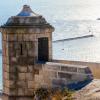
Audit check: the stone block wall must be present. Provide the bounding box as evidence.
[1,4,54,100]
[2,27,52,99]
[2,28,93,100]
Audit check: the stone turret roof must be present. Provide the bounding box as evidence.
[1,5,53,28]
[17,5,40,17]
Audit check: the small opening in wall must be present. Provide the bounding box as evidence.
[20,43,23,55]
[38,37,49,62]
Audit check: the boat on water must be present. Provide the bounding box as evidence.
[97,18,100,20]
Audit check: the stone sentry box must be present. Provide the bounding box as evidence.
[0,5,54,100]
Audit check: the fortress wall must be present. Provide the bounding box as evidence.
[53,60,100,79]
[34,62,91,88]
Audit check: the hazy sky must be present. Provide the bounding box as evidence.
[0,0,100,24]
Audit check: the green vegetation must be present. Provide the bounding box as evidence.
[35,87,50,100]
[34,87,73,100]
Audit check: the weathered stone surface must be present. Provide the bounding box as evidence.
[9,66,17,73]
[3,55,7,64]
[34,64,42,70]
[28,34,36,41]
[45,28,51,33]
[45,71,57,78]
[2,43,5,57]
[1,4,54,99]
[34,69,39,75]
[25,89,34,96]
[35,28,41,33]
[4,87,9,95]
[18,66,27,72]
[34,75,44,84]
[28,81,35,89]
[23,34,30,41]
[18,88,25,96]
[3,63,9,72]
[17,97,33,100]
[58,72,72,79]
[3,72,9,80]
[61,66,77,72]
[52,78,67,87]
[18,73,26,80]
[17,81,26,88]
[3,95,34,100]
[17,34,23,41]
[44,65,60,71]
[6,56,9,64]
[9,88,18,96]
[4,80,15,88]
[9,72,18,80]
[26,73,34,80]
[78,68,85,73]
[7,34,17,41]
[28,65,34,72]
[2,33,7,41]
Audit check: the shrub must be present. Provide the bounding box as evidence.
[35,87,50,100]
[34,87,73,100]
[61,88,73,100]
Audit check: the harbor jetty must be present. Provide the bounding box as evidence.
[53,34,94,42]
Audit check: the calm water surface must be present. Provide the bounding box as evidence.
[53,20,100,63]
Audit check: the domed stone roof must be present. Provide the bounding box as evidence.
[17,5,40,17]
[2,5,52,27]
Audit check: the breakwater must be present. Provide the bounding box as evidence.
[53,35,94,42]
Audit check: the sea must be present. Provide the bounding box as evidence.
[0,0,100,89]
[52,20,100,62]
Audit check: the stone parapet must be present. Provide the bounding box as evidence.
[33,62,93,88]
[53,60,100,79]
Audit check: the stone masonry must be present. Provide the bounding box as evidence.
[35,62,93,89]
[0,4,93,100]
[0,5,54,100]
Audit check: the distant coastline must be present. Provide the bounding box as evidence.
[0,50,2,55]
